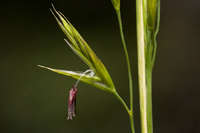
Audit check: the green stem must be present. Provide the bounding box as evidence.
[152,0,160,68]
[136,0,153,133]
[129,112,135,133]
[146,67,153,133]
[116,11,135,133]
[113,91,135,133]
[114,91,130,115]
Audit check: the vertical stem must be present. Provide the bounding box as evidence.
[114,91,134,133]
[116,11,135,133]
[116,11,133,117]
[129,113,135,133]
[146,67,153,133]
[136,0,149,133]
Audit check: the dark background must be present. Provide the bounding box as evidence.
[0,0,200,133]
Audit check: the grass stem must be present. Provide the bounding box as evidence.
[136,0,152,133]
[114,91,130,115]
[116,10,135,133]
[113,91,135,133]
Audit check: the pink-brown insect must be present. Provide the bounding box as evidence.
[67,86,78,120]
[66,70,93,120]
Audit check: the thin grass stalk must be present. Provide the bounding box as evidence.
[116,11,135,133]
[113,91,130,115]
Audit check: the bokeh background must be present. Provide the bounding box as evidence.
[1,0,200,133]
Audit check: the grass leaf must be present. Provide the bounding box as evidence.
[38,65,113,92]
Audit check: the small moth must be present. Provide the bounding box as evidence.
[67,86,78,120]
[66,70,93,120]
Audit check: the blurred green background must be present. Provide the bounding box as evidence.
[1,0,200,133]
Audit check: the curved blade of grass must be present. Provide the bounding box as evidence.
[64,39,95,71]
[69,25,115,89]
[37,65,112,92]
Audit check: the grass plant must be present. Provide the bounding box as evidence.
[38,1,160,132]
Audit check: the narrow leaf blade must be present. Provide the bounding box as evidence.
[37,65,112,92]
